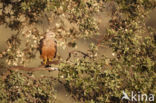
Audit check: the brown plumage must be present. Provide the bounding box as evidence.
[39,30,57,66]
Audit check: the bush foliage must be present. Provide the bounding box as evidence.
[0,71,56,103]
[0,0,156,103]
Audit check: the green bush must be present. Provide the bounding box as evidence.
[0,71,56,103]
[59,0,156,102]
[59,57,123,102]
[0,0,155,102]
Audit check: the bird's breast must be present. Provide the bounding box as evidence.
[41,39,56,59]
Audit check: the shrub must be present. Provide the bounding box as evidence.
[0,71,56,103]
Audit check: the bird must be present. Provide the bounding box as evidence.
[39,29,57,67]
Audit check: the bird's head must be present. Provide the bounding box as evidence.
[45,29,56,38]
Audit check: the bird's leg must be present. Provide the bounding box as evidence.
[49,58,52,62]
[43,57,47,65]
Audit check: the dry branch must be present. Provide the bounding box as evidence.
[1,65,58,80]
[66,50,90,61]
[9,66,58,72]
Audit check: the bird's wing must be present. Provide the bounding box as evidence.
[39,38,44,54]
[54,40,57,58]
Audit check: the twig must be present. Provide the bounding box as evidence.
[66,50,90,61]
[1,65,59,80]
[9,66,59,72]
